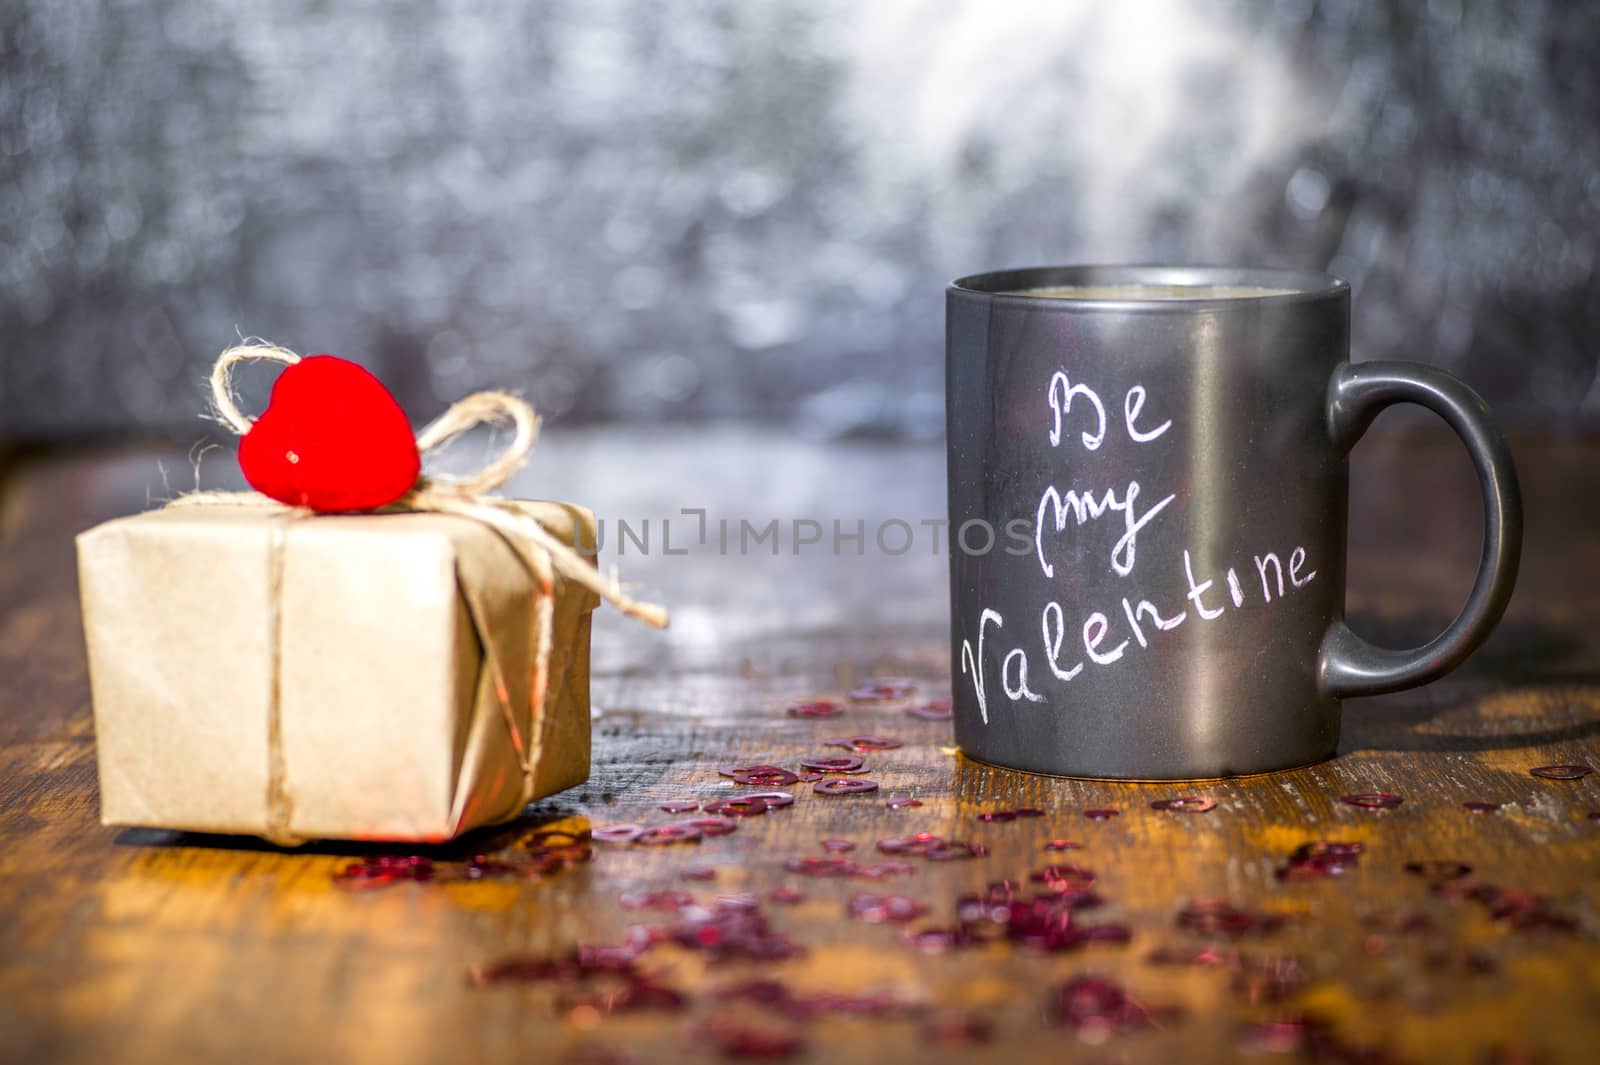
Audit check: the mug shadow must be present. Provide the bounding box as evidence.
[1335,610,1600,755]
[1339,698,1600,754]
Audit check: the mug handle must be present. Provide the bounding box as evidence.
[1319,361,1523,697]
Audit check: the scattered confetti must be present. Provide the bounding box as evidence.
[458,845,592,880]
[781,853,917,881]
[878,833,987,861]
[814,778,880,796]
[714,892,761,911]
[639,824,707,846]
[335,829,593,887]
[703,797,773,818]
[619,889,694,912]
[847,892,929,923]
[1176,900,1286,937]
[726,766,802,788]
[902,928,963,954]
[857,861,918,879]
[469,940,686,1020]
[905,699,953,721]
[819,838,856,853]
[684,818,741,838]
[713,978,916,1021]
[1045,840,1081,852]
[739,792,795,809]
[1083,808,1119,820]
[1432,880,1578,934]
[884,797,923,810]
[659,800,700,814]
[592,824,646,844]
[1340,792,1404,810]
[906,878,1128,957]
[783,856,861,878]
[797,755,866,773]
[1530,765,1592,780]
[1145,944,1231,967]
[849,677,917,702]
[1049,976,1173,1035]
[1277,841,1363,881]
[1032,864,1096,888]
[661,897,807,962]
[1150,796,1218,813]
[1230,954,1309,1005]
[785,700,843,718]
[822,735,904,752]
[334,854,436,888]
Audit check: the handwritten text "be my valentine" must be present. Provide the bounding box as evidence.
[961,370,1317,724]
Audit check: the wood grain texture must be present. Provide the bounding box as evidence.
[2,426,1598,1065]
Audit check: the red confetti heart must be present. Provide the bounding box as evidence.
[591,823,646,844]
[1340,792,1404,810]
[704,797,772,818]
[238,355,420,513]
[1530,764,1592,780]
[814,778,879,796]
[799,755,867,774]
[786,699,844,718]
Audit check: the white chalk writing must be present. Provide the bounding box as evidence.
[1036,480,1175,578]
[1047,371,1106,450]
[962,365,1317,721]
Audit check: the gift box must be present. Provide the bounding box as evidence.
[76,343,664,844]
[78,500,600,843]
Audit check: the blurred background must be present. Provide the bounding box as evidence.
[1,0,1597,442]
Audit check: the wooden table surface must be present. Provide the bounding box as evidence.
[2,424,1598,1065]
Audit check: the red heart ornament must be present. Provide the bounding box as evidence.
[238,355,420,513]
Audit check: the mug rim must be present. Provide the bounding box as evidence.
[949,264,1349,309]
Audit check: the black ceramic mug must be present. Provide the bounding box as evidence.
[945,265,1521,779]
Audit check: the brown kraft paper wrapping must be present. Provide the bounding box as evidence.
[76,500,599,844]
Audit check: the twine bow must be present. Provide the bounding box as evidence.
[176,342,667,845]
[205,342,667,629]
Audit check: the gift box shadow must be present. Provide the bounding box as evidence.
[112,805,582,858]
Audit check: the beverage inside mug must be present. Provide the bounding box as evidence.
[1006,283,1296,300]
[945,264,1521,780]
